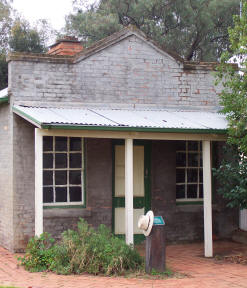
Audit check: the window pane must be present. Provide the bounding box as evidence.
[200,154,203,167]
[43,153,53,169]
[69,170,81,185]
[176,141,186,150]
[176,152,186,166]
[187,168,198,183]
[43,136,53,151]
[176,185,185,199]
[188,153,198,167]
[43,187,53,203]
[55,137,67,151]
[188,141,198,151]
[70,138,81,151]
[199,169,203,182]
[187,184,197,198]
[55,187,67,202]
[43,171,53,185]
[55,170,67,185]
[176,169,185,183]
[55,153,67,168]
[69,187,82,202]
[70,153,82,168]
[199,184,203,198]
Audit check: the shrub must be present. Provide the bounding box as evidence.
[18,232,55,272]
[19,219,143,275]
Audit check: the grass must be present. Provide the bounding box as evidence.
[0,286,23,288]
[123,265,186,280]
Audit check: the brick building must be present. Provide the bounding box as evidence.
[0,27,238,254]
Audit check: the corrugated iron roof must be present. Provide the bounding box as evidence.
[0,88,8,103]
[13,105,227,133]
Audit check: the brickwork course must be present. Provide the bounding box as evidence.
[0,241,247,288]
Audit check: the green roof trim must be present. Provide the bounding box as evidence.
[40,123,227,134]
[12,106,42,126]
[0,96,8,104]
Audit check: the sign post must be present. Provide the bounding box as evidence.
[145,216,166,273]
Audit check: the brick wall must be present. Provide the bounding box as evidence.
[43,138,113,246]
[12,114,35,251]
[0,104,14,250]
[151,140,238,242]
[9,35,221,111]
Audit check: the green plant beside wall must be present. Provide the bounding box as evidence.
[214,2,247,210]
[19,219,143,275]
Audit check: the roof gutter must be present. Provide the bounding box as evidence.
[41,123,227,135]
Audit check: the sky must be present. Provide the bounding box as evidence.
[12,0,75,31]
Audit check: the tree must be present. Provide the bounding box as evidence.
[65,0,239,61]
[0,53,7,90]
[0,0,12,52]
[0,0,12,89]
[214,2,247,209]
[9,19,47,53]
[0,16,54,89]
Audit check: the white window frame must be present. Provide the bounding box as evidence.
[43,136,85,207]
[176,141,203,202]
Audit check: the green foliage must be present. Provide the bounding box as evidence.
[0,286,23,288]
[18,232,55,272]
[213,146,247,209]
[65,0,239,61]
[0,0,12,53]
[214,2,247,209]
[0,53,7,90]
[19,219,143,275]
[150,268,173,277]
[9,19,46,53]
[0,0,12,89]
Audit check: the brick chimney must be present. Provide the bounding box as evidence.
[47,36,83,56]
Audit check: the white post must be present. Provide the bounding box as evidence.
[35,128,43,236]
[125,138,134,245]
[203,140,213,257]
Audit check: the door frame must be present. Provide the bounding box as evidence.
[112,139,151,243]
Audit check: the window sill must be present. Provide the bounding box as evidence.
[43,207,91,219]
[176,201,203,206]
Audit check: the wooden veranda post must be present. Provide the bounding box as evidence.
[35,128,43,236]
[125,138,134,245]
[203,140,213,257]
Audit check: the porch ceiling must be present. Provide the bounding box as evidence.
[13,105,228,134]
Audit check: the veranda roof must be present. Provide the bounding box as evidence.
[0,88,8,104]
[13,105,227,134]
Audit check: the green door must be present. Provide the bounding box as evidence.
[113,141,151,243]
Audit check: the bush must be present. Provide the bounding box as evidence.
[19,219,143,275]
[18,232,55,272]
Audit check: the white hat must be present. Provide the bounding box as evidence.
[138,210,154,236]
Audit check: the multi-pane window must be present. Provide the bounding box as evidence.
[176,141,203,201]
[43,136,84,205]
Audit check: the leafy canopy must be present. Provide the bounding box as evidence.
[0,0,12,53]
[65,0,239,61]
[9,19,47,53]
[0,0,54,89]
[0,0,12,89]
[214,2,247,209]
